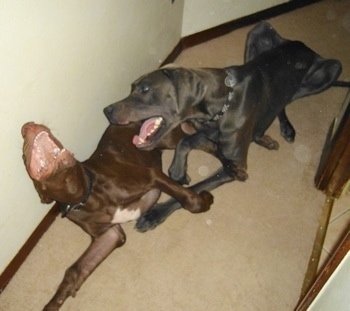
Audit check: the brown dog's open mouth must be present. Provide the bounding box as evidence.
[132,116,164,148]
[22,123,74,181]
[29,131,68,179]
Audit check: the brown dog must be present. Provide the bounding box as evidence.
[21,122,213,310]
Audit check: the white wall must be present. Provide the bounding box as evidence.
[0,0,289,276]
[0,0,184,275]
[309,252,350,311]
[182,0,288,36]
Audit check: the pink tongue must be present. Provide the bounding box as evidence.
[132,135,142,145]
[132,117,160,146]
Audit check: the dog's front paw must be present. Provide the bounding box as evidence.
[136,203,181,232]
[43,300,61,311]
[135,209,165,232]
[43,305,58,311]
[168,165,191,185]
[199,190,214,212]
[185,190,214,213]
[177,174,191,185]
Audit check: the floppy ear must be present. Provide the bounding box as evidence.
[244,21,286,62]
[292,58,342,100]
[162,68,174,80]
[33,181,54,204]
[162,68,207,112]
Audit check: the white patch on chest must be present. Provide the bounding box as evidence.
[111,208,142,224]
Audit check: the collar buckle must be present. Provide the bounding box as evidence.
[58,167,94,218]
[60,202,85,218]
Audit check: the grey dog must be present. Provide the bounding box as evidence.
[104,22,342,230]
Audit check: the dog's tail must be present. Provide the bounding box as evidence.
[332,80,350,88]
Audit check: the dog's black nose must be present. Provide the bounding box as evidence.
[103,105,113,119]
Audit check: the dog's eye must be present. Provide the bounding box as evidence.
[141,85,149,94]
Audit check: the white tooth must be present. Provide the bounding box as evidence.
[54,147,60,155]
[139,138,145,144]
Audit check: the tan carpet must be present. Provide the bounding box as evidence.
[1,1,349,310]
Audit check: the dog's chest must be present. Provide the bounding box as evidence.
[111,208,141,224]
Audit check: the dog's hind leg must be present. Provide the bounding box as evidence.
[44,225,126,311]
[253,108,295,149]
[254,134,280,150]
[278,109,295,143]
[135,168,233,232]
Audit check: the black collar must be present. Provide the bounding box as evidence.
[208,70,236,122]
[58,167,94,218]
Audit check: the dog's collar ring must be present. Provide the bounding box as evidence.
[58,167,94,218]
[224,73,237,88]
[207,72,236,122]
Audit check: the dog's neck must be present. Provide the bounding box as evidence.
[58,166,94,218]
[207,70,236,122]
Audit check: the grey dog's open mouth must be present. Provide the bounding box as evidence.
[132,116,164,148]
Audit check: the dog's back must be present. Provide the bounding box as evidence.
[228,34,342,139]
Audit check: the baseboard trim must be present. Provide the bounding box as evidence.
[0,0,321,295]
[0,205,59,293]
[162,0,321,65]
